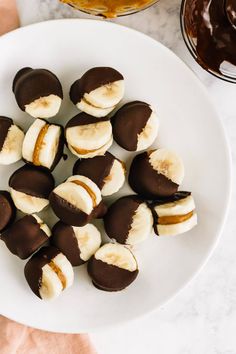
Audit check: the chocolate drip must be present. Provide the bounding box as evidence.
[51,222,83,266]
[112,101,152,151]
[87,257,138,292]
[0,117,13,151]
[70,67,123,104]
[24,246,60,298]
[128,152,178,199]
[73,152,115,189]
[0,191,16,232]
[9,165,55,199]
[13,68,63,110]
[104,195,143,244]
[184,0,236,74]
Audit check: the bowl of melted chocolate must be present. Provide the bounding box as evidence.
[181,0,236,83]
[60,0,158,18]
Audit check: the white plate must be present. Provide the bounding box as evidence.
[0,19,231,333]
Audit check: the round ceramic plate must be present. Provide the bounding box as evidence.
[0,19,231,333]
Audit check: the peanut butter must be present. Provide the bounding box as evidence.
[49,261,67,289]
[158,211,193,225]
[61,0,155,17]
[72,180,97,207]
[33,124,49,165]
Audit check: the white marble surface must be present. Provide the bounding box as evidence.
[15,1,236,353]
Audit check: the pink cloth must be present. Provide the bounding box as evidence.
[0,2,97,353]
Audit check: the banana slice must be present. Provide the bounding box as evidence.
[112,101,159,152]
[88,243,138,291]
[70,67,124,118]
[129,148,185,199]
[52,221,102,266]
[73,152,126,196]
[49,175,102,226]
[1,214,51,259]
[0,116,24,165]
[13,67,63,119]
[104,195,153,245]
[22,118,64,170]
[9,164,55,214]
[151,191,198,236]
[65,113,113,159]
[24,246,74,300]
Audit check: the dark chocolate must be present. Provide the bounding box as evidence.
[24,246,60,298]
[0,117,13,151]
[65,112,110,130]
[73,152,115,189]
[92,201,108,219]
[150,192,191,235]
[49,192,91,227]
[1,215,49,259]
[13,68,63,110]
[70,67,123,105]
[51,221,83,266]
[226,0,236,27]
[104,196,142,244]
[9,164,55,199]
[128,152,178,199]
[87,257,138,292]
[112,101,152,151]
[184,0,236,75]
[0,191,16,233]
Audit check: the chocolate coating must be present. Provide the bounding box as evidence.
[13,68,63,110]
[0,191,16,232]
[92,201,108,219]
[0,117,13,151]
[184,0,236,75]
[51,221,83,266]
[24,246,60,298]
[9,164,55,199]
[88,258,138,292]
[112,101,152,151]
[1,215,49,259]
[73,152,116,189]
[65,112,110,130]
[104,196,143,244]
[49,192,91,227]
[70,67,123,105]
[128,152,178,199]
[150,191,192,235]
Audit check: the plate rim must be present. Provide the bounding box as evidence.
[0,18,232,333]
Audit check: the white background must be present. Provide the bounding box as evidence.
[16,1,236,353]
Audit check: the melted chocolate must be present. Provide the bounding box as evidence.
[226,0,236,27]
[128,152,178,199]
[13,68,63,110]
[184,0,236,75]
[73,152,115,189]
[92,201,108,219]
[49,192,91,226]
[51,222,83,266]
[87,257,138,291]
[66,112,110,129]
[70,67,123,104]
[104,195,143,244]
[9,165,55,199]
[1,215,49,259]
[0,191,16,233]
[150,192,191,235]
[24,246,60,298]
[112,101,152,151]
[0,117,13,151]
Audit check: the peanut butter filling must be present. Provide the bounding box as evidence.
[72,180,97,207]
[49,261,66,289]
[72,139,110,155]
[61,0,154,18]
[33,124,49,165]
[158,211,194,225]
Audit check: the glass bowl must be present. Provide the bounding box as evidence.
[60,0,158,18]
[180,0,236,84]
